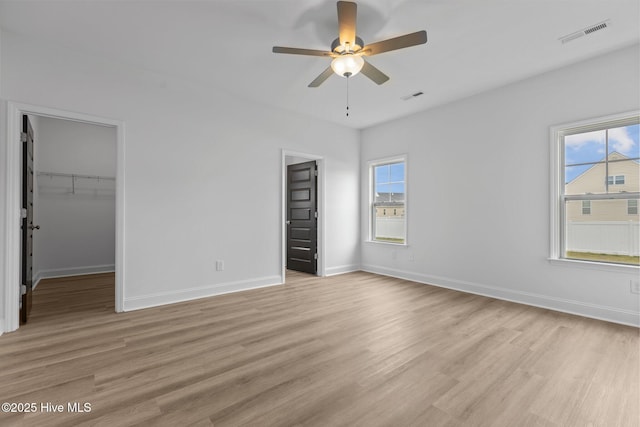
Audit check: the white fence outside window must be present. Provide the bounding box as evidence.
[566,221,639,256]
[375,217,405,240]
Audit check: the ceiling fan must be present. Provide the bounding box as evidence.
[272,1,427,87]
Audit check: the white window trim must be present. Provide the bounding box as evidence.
[549,110,640,272]
[367,155,408,246]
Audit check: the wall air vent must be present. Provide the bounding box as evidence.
[559,20,611,44]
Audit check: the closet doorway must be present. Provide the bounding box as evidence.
[3,102,124,332]
[29,116,117,314]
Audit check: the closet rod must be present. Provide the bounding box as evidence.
[37,171,115,181]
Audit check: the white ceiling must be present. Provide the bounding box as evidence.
[0,0,638,129]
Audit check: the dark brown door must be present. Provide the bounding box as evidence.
[20,115,37,324]
[287,161,317,274]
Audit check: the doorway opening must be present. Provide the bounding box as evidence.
[281,150,325,282]
[27,115,116,322]
[3,102,125,333]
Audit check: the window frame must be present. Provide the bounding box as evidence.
[368,155,408,245]
[549,111,640,271]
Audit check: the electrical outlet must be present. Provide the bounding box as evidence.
[408,253,415,262]
[631,280,640,294]
[216,260,224,271]
[391,251,397,260]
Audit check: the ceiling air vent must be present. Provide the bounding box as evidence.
[584,22,608,34]
[559,20,611,44]
[401,91,424,101]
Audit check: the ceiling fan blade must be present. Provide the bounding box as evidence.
[337,1,357,48]
[272,46,333,57]
[360,60,389,85]
[362,30,427,56]
[308,67,334,87]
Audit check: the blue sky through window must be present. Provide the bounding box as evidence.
[564,124,639,183]
[375,162,405,194]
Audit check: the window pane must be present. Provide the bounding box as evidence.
[565,198,639,265]
[565,157,638,195]
[565,130,606,166]
[565,164,602,195]
[375,183,392,203]
[608,124,640,159]
[388,182,405,202]
[610,160,637,192]
[374,203,405,243]
[375,165,390,184]
[389,163,405,182]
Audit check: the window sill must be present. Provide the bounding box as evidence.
[365,240,408,247]
[548,257,639,273]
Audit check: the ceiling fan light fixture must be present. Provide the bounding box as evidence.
[331,54,364,78]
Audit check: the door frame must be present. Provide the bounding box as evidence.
[281,150,325,279]
[3,102,126,332]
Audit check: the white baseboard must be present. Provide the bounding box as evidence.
[123,275,283,312]
[33,264,116,290]
[361,264,640,327]
[0,318,4,335]
[325,264,360,276]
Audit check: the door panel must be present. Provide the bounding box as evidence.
[287,161,317,274]
[21,115,35,324]
[291,208,311,220]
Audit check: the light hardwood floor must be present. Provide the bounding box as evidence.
[0,271,638,426]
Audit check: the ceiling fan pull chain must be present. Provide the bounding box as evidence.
[346,76,350,117]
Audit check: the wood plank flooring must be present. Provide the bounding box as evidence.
[0,271,638,426]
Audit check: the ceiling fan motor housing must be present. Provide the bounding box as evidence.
[331,36,364,53]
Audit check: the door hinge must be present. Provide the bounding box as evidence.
[21,284,27,295]
[20,132,27,143]
[315,170,318,176]
[314,253,318,260]
[314,211,318,219]
[21,208,27,219]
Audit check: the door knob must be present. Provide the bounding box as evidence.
[29,225,40,230]
[286,220,291,225]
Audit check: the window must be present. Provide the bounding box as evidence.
[607,175,625,185]
[551,112,639,266]
[370,157,406,244]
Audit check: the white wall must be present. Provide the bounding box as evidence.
[33,117,117,284]
[0,30,360,314]
[361,44,640,326]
